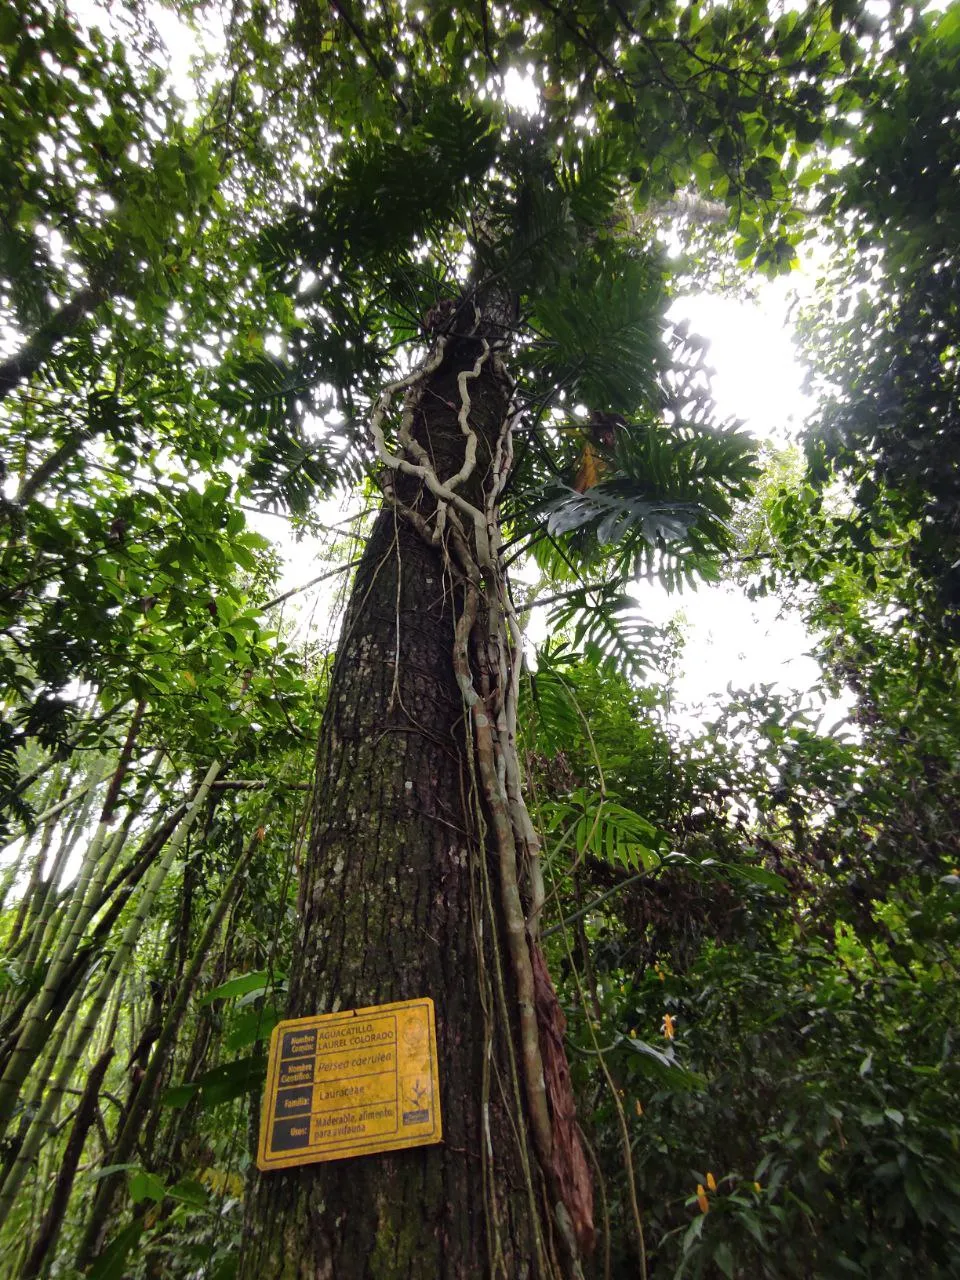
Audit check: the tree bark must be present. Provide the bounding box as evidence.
[239,326,569,1278]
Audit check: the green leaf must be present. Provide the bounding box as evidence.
[87,1220,144,1280]
[730,865,789,892]
[162,1083,198,1109]
[200,971,271,1005]
[192,1055,267,1107]
[623,1037,676,1069]
[681,1212,707,1254]
[622,1037,704,1090]
[129,1168,167,1204]
[226,1003,281,1051]
[168,1178,211,1209]
[714,1241,735,1278]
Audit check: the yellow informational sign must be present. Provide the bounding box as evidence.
[257,997,442,1171]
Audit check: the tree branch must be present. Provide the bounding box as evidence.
[261,558,363,611]
[0,284,105,403]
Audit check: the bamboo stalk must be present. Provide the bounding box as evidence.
[0,761,221,1235]
[8,758,108,973]
[82,808,264,1258]
[0,982,88,1222]
[0,709,145,1129]
[20,1046,113,1278]
[73,759,222,1264]
[1,765,67,934]
[0,740,197,1144]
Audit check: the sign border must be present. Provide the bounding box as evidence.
[257,997,442,1171]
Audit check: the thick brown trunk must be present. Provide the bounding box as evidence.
[239,338,560,1278]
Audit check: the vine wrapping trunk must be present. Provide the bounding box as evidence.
[240,301,592,1278]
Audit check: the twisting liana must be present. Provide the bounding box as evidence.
[367,309,590,1277]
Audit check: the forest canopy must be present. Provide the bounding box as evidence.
[0,0,958,1277]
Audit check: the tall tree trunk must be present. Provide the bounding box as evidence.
[240,312,590,1278]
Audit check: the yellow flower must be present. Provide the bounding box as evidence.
[634,1100,643,1117]
[662,1013,676,1040]
[706,1171,717,1192]
[696,1184,709,1214]
[754,1181,762,1193]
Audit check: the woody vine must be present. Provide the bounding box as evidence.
[369,297,593,1275]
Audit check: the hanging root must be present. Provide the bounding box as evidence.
[368,328,594,1273]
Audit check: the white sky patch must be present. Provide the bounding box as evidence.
[641,281,854,733]
[68,0,221,119]
[645,585,822,699]
[635,578,854,738]
[502,66,541,116]
[147,4,202,105]
[670,287,813,439]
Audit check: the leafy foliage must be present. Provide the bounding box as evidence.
[0,0,955,1275]
[798,6,960,636]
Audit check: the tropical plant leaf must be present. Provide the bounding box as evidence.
[542,786,662,871]
[200,971,272,1006]
[546,588,666,680]
[543,482,697,546]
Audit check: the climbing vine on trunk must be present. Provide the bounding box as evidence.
[240,295,594,1279]
[373,301,594,1266]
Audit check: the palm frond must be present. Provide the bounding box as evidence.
[528,244,664,414]
[541,786,662,873]
[546,586,667,680]
[259,96,496,285]
[214,352,366,512]
[543,483,697,547]
[558,135,626,227]
[521,661,581,746]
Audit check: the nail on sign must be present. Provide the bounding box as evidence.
[257,997,442,1170]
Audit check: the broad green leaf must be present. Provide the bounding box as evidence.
[129,1168,168,1204]
[200,971,271,1006]
[87,1220,145,1280]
